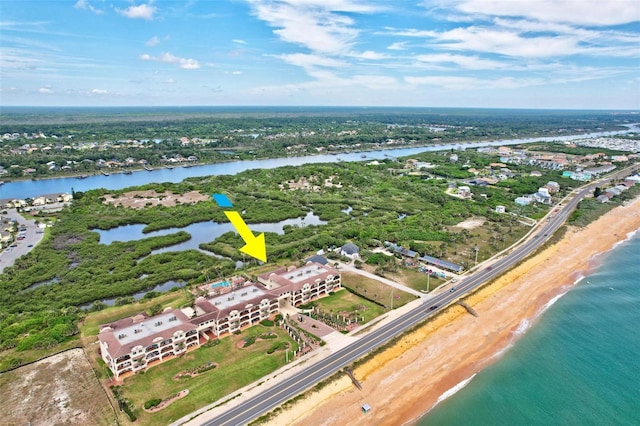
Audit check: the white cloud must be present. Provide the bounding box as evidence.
[140,52,201,69]
[74,0,103,14]
[276,53,347,69]
[91,88,108,94]
[352,74,398,88]
[403,67,624,90]
[415,53,508,70]
[384,27,435,38]
[232,39,247,45]
[351,50,386,60]
[404,75,530,90]
[117,3,157,20]
[267,0,382,13]
[423,26,581,58]
[145,36,160,47]
[247,0,362,54]
[448,0,640,26]
[39,87,53,94]
[165,78,176,84]
[387,41,408,51]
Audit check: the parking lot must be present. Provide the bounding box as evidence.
[0,209,45,273]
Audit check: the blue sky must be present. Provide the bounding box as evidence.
[1,0,639,108]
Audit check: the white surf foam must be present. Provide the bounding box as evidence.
[514,318,531,336]
[433,373,477,406]
[537,291,568,317]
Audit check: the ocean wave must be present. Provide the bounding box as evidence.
[537,291,568,317]
[514,319,531,336]
[434,374,477,406]
[612,227,640,249]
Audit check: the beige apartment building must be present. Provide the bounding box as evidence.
[98,261,340,378]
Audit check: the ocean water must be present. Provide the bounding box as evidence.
[420,230,640,426]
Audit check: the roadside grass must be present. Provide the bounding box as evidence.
[120,324,299,426]
[341,272,416,308]
[313,288,384,324]
[387,267,446,293]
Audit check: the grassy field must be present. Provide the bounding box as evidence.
[312,288,385,324]
[387,267,447,293]
[341,272,417,308]
[119,323,299,426]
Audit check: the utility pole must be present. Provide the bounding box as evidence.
[390,288,394,309]
[474,245,479,265]
[427,272,430,293]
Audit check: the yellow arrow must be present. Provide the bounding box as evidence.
[224,211,267,262]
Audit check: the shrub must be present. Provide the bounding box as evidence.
[260,319,274,327]
[144,399,162,409]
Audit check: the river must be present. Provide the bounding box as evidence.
[1,127,636,200]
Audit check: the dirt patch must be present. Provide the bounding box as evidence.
[53,235,86,250]
[453,216,486,229]
[102,190,208,209]
[0,348,117,426]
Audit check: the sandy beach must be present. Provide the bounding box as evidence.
[263,196,640,426]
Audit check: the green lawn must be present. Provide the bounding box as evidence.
[313,288,385,324]
[120,324,298,426]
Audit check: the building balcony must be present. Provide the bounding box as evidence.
[116,354,131,363]
[146,351,160,359]
[117,361,132,369]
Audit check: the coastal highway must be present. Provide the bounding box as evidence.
[201,209,573,426]
[200,166,639,426]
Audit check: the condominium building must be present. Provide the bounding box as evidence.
[98,262,340,378]
[257,262,342,307]
[192,284,280,337]
[98,308,200,379]
[192,262,341,337]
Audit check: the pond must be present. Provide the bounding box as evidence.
[94,212,327,256]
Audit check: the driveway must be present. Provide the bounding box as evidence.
[0,209,45,273]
